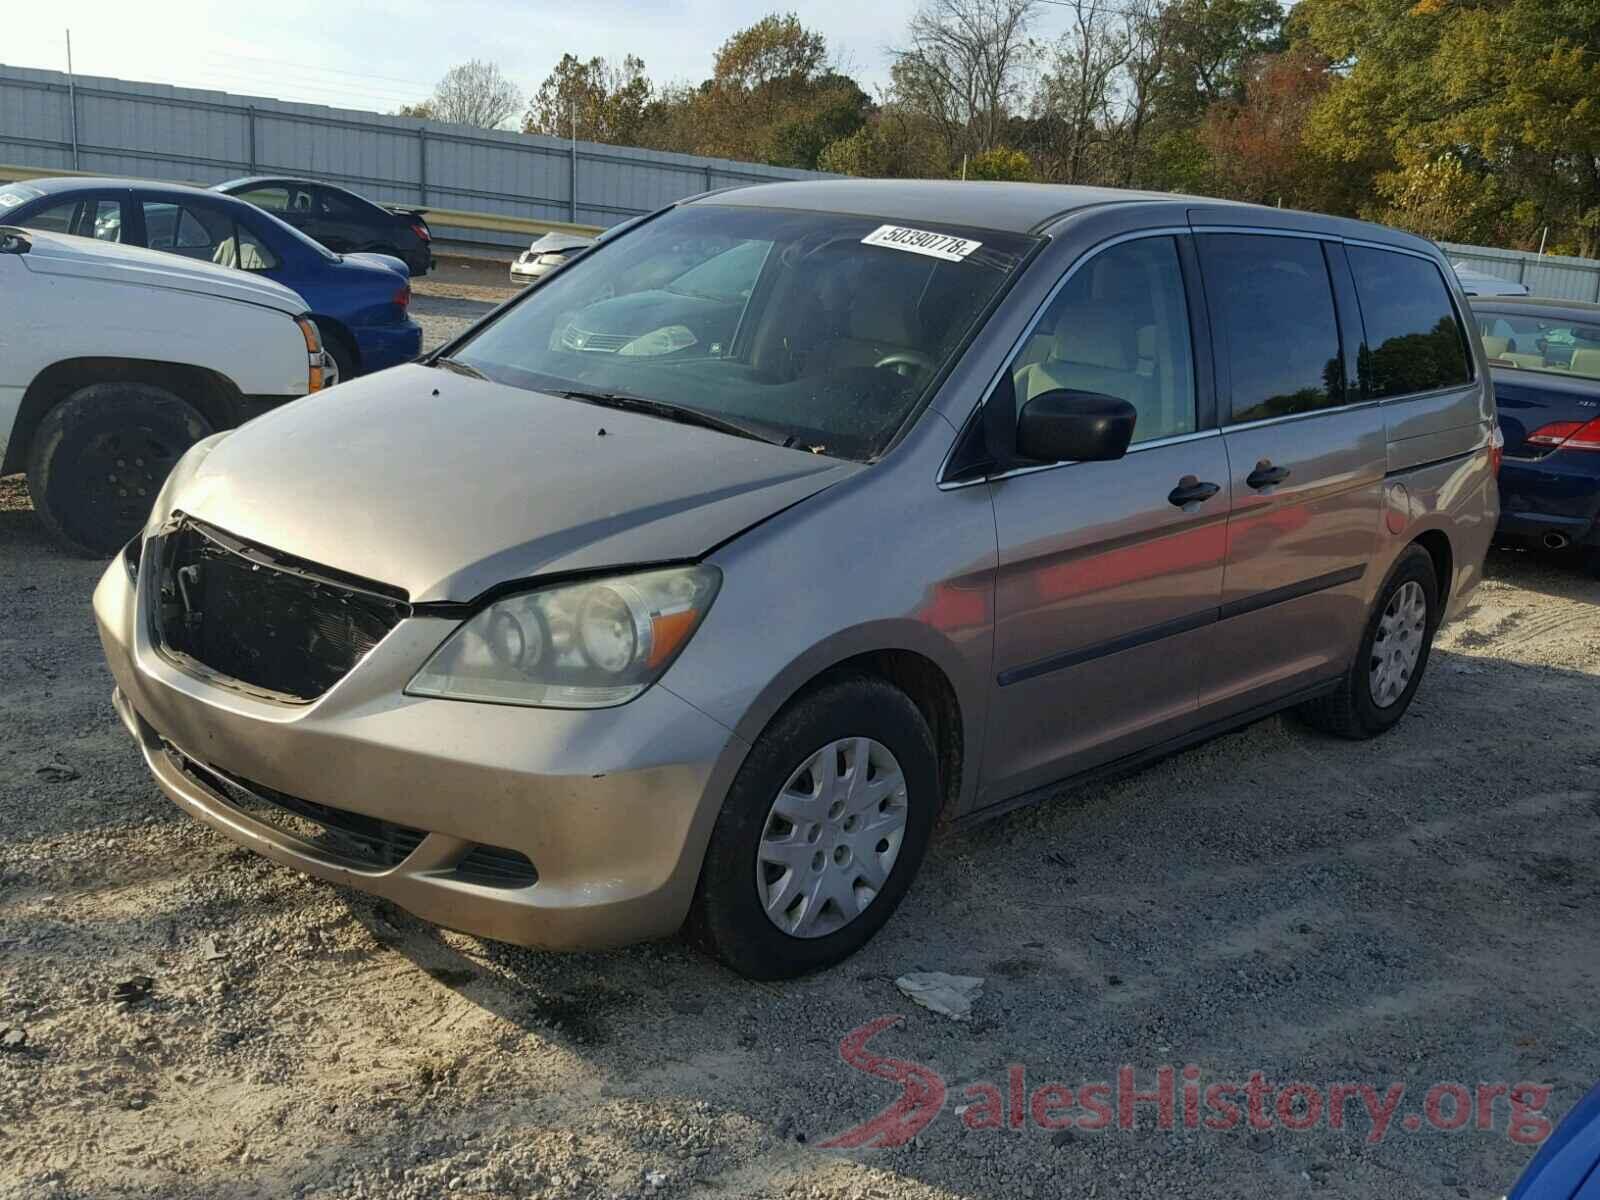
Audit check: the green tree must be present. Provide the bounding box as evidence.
[637,14,869,168]
[1154,0,1285,118]
[818,109,949,178]
[526,54,654,145]
[1296,0,1600,252]
[968,146,1035,180]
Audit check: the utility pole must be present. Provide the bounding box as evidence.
[569,105,578,223]
[65,29,82,171]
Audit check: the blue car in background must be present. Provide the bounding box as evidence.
[0,177,422,381]
[1471,297,1600,575]
[1509,1081,1600,1198]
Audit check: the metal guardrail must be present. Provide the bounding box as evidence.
[1,65,828,241]
[0,163,603,258]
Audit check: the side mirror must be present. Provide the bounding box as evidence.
[1015,389,1137,463]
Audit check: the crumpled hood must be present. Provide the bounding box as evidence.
[168,364,859,602]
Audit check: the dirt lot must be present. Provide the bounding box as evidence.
[3,335,1599,1197]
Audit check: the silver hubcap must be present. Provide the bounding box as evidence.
[1369,580,1427,707]
[756,737,909,939]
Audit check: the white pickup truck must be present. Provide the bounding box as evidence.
[0,225,330,555]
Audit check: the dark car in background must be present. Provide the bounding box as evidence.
[216,176,433,278]
[3,177,422,380]
[1471,297,1600,573]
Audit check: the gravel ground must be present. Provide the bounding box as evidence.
[2,406,1599,1197]
[411,287,506,354]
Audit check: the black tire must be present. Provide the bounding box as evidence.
[26,384,211,558]
[321,329,357,383]
[1296,544,1440,739]
[689,675,941,979]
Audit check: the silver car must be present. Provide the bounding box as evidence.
[96,181,1500,978]
[508,231,595,286]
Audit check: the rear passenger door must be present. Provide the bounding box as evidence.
[980,234,1232,804]
[136,195,283,275]
[313,187,374,252]
[1194,229,1386,717]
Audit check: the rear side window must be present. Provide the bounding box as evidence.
[1198,234,1344,424]
[1347,246,1471,398]
[1475,310,1600,378]
[317,188,371,220]
[233,223,280,271]
[143,201,230,258]
[235,186,292,211]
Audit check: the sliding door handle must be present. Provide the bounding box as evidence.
[1168,476,1221,508]
[1247,461,1292,489]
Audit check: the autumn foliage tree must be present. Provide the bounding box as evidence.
[1197,46,1336,209]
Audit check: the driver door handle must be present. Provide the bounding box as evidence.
[1168,476,1221,508]
[1246,460,1292,489]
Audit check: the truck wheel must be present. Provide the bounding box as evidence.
[26,383,211,557]
[321,328,356,383]
[688,675,941,979]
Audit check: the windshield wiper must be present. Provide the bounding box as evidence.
[547,389,778,445]
[433,356,489,380]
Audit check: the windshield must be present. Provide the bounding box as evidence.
[451,204,1036,460]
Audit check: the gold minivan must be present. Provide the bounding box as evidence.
[96,181,1501,977]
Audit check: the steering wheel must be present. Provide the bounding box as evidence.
[874,350,935,378]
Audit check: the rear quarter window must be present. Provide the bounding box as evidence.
[1347,246,1472,399]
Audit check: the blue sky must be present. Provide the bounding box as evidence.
[4,0,1077,117]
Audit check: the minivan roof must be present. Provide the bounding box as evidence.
[693,179,1433,248]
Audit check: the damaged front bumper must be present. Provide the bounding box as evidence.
[93,551,747,950]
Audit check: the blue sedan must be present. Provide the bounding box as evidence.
[1508,1081,1600,1198]
[1472,297,1600,574]
[0,176,422,379]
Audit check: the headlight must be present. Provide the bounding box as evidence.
[618,324,697,357]
[406,564,720,708]
[296,316,326,392]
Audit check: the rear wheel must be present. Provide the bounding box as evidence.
[26,383,211,557]
[1296,544,1440,739]
[689,676,940,979]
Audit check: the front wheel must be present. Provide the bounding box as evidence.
[1296,544,1440,739]
[26,383,211,557]
[689,676,941,979]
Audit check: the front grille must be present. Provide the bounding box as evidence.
[453,845,539,889]
[559,327,631,352]
[155,519,409,702]
[170,748,538,888]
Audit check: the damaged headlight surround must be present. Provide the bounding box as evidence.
[406,564,720,709]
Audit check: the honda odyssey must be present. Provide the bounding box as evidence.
[95,181,1500,979]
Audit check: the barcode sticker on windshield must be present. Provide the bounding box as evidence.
[861,224,982,262]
